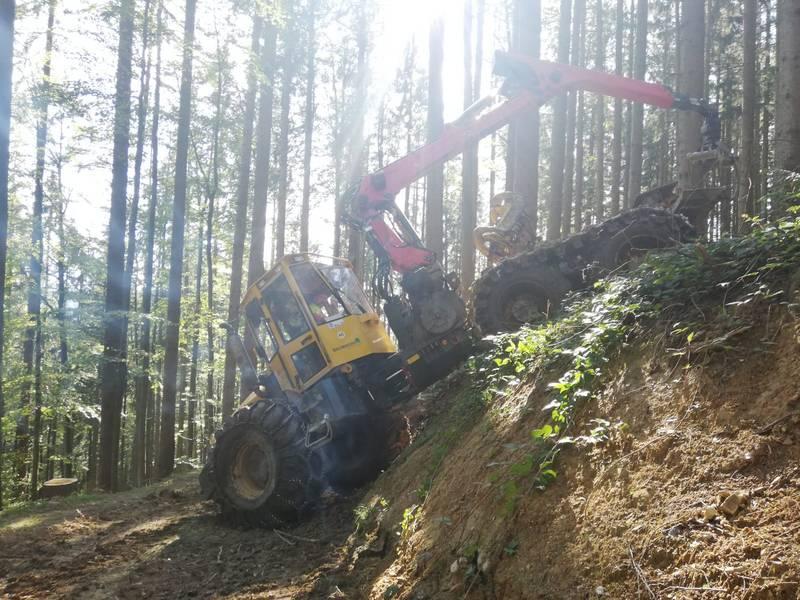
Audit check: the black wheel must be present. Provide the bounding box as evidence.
[595,209,693,271]
[200,398,322,528]
[472,256,573,335]
[323,414,398,492]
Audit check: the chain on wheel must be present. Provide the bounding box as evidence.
[471,208,695,335]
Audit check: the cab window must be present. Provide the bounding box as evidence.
[262,275,310,343]
[318,264,371,316]
[245,300,277,365]
[291,343,326,382]
[291,262,347,325]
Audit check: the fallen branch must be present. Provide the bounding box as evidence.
[665,585,727,592]
[273,530,296,546]
[757,410,800,435]
[628,545,656,600]
[273,528,319,544]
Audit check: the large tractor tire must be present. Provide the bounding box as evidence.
[322,412,403,493]
[592,208,695,272]
[471,208,694,336]
[200,398,322,528]
[472,251,573,335]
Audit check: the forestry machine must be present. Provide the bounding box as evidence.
[200,51,730,526]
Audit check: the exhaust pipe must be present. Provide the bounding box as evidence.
[220,323,259,392]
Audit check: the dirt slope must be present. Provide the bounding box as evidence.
[343,317,800,600]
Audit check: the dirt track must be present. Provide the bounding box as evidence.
[0,475,364,599]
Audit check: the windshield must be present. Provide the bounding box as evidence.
[290,262,348,325]
[317,264,371,316]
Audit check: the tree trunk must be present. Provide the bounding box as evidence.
[677,0,705,222]
[627,0,647,206]
[275,29,294,261]
[563,0,585,235]
[622,0,634,209]
[332,66,344,258]
[503,0,514,195]
[346,7,368,276]
[56,159,71,477]
[460,0,479,289]
[402,44,416,217]
[18,0,54,498]
[545,0,569,240]
[159,0,196,479]
[249,20,277,282]
[738,0,756,229]
[718,35,732,235]
[575,90,586,231]
[44,419,56,481]
[610,0,624,216]
[148,322,163,480]
[86,421,98,491]
[673,0,681,174]
[128,0,153,488]
[133,0,162,486]
[775,0,800,172]
[657,14,671,186]
[592,0,605,224]
[188,215,203,460]
[203,28,224,461]
[425,18,445,260]
[98,0,135,493]
[300,0,317,253]
[121,0,152,381]
[0,0,15,510]
[221,16,261,420]
[760,0,771,209]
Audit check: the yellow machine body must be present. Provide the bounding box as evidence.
[241,254,396,396]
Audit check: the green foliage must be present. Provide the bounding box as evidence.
[353,496,389,534]
[415,479,431,503]
[503,540,519,557]
[398,504,419,546]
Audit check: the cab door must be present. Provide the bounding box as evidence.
[261,272,328,391]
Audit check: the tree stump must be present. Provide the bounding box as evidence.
[39,478,79,499]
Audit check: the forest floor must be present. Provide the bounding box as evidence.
[0,471,367,599]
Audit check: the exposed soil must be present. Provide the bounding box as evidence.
[0,476,364,599]
[2,314,799,599]
[346,312,800,600]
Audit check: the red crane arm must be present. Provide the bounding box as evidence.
[353,52,679,274]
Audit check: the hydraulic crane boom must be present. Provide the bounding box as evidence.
[344,50,717,390]
[351,51,711,276]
